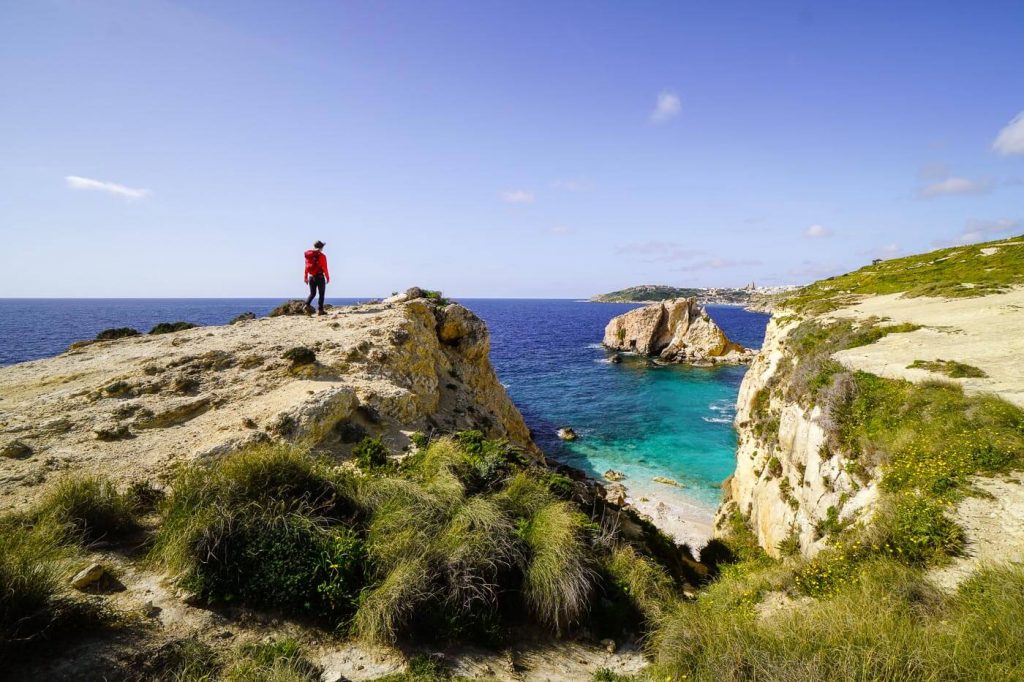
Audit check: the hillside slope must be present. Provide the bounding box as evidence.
[718,235,1024,582]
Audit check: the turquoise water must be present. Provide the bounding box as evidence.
[466,300,770,510]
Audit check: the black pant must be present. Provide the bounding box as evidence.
[306,273,326,311]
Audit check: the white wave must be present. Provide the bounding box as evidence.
[585,342,605,350]
[702,416,732,424]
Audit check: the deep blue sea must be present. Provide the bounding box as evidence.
[0,298,769,510]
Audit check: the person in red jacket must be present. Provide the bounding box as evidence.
[304,240,330,315]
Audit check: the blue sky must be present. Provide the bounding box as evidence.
[2,0,1022,298]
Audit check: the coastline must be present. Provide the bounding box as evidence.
[616,477,717,550]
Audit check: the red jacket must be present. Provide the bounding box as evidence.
[304,250,329,283]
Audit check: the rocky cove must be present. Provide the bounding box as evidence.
[4,234,1024,680]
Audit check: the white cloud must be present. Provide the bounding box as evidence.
[550,179,590,192]
[500,189,534,204]
[871,243,902,259]
[650,91,681,123]
[992,111,1024,155]
[919,176,992,197]
[955,218,1020,244]
[805,224,831,238]
[675,257,762,271]
[65,175,150,199]
[618,241,703,263]
[547,225,574,235]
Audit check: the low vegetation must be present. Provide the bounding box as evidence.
[95,327,140,340]
[130,637,322,682]
[1,474,141,663]
[782,235,1024,313]
[149,321,198,335]
[908,358,987,378]
[648,558,1024,681]
[146,434,685,647]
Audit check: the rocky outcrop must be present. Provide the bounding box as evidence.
[714,316,878,558]
[602,297,754,365]
[0,297,537,512]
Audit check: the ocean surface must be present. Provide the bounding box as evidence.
[0,298,769,510]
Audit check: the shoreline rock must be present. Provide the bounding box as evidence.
[602,297,754,365]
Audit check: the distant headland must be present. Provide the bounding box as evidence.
[590,283,797,308]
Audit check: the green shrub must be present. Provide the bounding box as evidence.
[593,669,637,682]
[650,559,1024,681]
[149,321,197,335]
[282,346,316,366]
[520,500,595,631]
[152,444,364,623]
[409,431,429,449]
[223,639,321,682]
[96,327,140,341]
[0,517,68,644]
[908,358,987,378]
[354,436,389,469]
[0,514,110,662]
[36,475,138,544]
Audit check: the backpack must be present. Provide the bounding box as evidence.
[305,250,322,275]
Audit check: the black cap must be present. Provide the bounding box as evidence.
[313,240,325,249]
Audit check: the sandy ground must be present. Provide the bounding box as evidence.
[831,286,1024,407]
[828,286,1024,589]
[618,479,716,551]
[928,476,1024,591]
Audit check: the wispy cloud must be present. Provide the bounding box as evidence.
[787,260,845,281]
[805,224,831,238]
[674,257,762,271]
[547,225,574,235]
[949,218,1021,245]
[917,162,949,180]
[617,241,703,263]
[866,243,902,259]
[65,175,150,199]
[618,241,758,270]
[992,111,1024,155]
[650,91,681,123]
[550,179,590,192]
[919,176,993,197]
[500,189,534,204]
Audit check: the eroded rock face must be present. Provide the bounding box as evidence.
[715,315,878,558]
[602,297,754,365]
[0,297,538,512]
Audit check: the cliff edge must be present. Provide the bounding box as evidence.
[0,295,537,512]
[716,236,1024,588]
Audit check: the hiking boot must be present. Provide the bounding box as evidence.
[317,309,326,316]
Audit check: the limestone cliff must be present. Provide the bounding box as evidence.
[0,296,537,512]
[715,316,877,557]
[602,297,753,365]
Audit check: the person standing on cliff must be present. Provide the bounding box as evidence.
[304,240,330,316]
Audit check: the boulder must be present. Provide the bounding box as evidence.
[603,469,626,482]
[609,353,623,364]
[652,476,683,488]
[230,312,256,324]
[602,297,754,365]
[268,300,314,317]
[438,304,477,344]
[70,563,106,590]
[557,427,578,441]
[604,483,627,506]
[1,439,33,459]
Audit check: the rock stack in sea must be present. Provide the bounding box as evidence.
[602,297,754,365]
